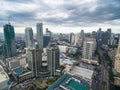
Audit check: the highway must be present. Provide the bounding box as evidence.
[98,48,109,90]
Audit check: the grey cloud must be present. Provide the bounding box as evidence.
[0,0,120,27]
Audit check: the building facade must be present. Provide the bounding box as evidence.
[0,65,10,90]
[82,39,96,60]
[114,38,120,86]
[36,23,43,50]
[3,23,16,57]
[25,27,35,48]
[26,45,42,77]
[47,43,60,76]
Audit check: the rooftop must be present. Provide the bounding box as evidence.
[69,66,94,80]
[47,73,89,90]
[0,65,9,83]
[13,67,28,75]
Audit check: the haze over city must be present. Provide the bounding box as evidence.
[0,0,120,33]
[1,0,120,90]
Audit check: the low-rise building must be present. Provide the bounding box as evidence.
[0,65,10,90]
[5,54,27,70]
[69,66,94,86]
[47,73,90,90]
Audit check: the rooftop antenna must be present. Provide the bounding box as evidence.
[8,16,10,25]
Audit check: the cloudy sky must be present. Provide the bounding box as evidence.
[0,0,120,33]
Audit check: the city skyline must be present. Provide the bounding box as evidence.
[0,0,120,33]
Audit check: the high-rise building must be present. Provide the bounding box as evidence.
[36,23,43,50]
[47,42,60,76]
[96,28,103,45]
[26,44,42,77]
[114,38,120,86]
[43,35,51,48]
[46,28,51,38]
[3,23,16,57]
[101,28,112,45]
[82,40,96,60]
[25,27,35,48]
[78,30,85,46]
[79,30,85,40]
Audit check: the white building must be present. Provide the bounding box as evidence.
[58,45,68,53]
[0,65,10,90]
[82,39,98,65]
[6,54,27,70]
[69,66,94,86]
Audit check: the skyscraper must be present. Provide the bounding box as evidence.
[114,38,120,73]
[96,28,103,45]
[114,38,120,86]
[26,44,42,77]
[82,40,96,60]
[78,30,85,46]
[36,23,43,50]
[25,27,34,48]
[47,42,60,76]
[79,30,85,40]
[3,23,16,57]
[46,28,51,38]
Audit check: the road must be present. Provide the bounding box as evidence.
[98,48,109,90]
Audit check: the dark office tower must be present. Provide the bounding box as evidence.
[96,28,103,45]
[107,28,112,44]
[47,42,60,76]
[43,36,51,48]
[101,28,112,45]
[69,33,74,43]
[25,27,35,48]
[46,28,51,38]
[26,44,42,77]
[36,23,43,50]
[3,23,16,57]
[79,30,85,40]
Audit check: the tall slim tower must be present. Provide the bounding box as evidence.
[114,38,120,86]
[3,23,16,57]
[79,30,85,40]
[25,27,35,48]
[47,42,60,76]
[114,39,120,73]
[26,44,42,77]
[36,23,43,50]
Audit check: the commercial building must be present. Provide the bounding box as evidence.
[82,39,98,65]
[79,30,85,40]
[26,44,42,77]
[46,28,51,38]
[82,40,96,60]
[69,66,94,86]
[114,38,120,86]
[0,65,10,90]
[36,23,43,50]
[47,73,90,90]
[3,23,16,57]
[12,67,33,83]
[25,27,35,48]
[43,35,51,48]
[47,42,60,76]
[74,33,79,46]
[6,54,27,70]
[58,45,68,53]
